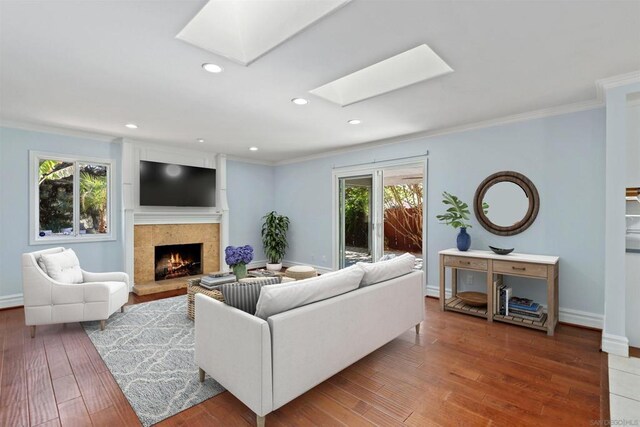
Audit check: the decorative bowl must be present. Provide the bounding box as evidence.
[489,246,514,255]
[457,291,487,307]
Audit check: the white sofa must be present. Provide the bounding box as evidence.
[195,268,424,426]
[22,247,129,337]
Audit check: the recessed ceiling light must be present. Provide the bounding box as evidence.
[202,63,223,73]
[197,138,205,143]
[249,146,259,151]
[348,119,361,125]
[291,98,308,105]
[125,123,138,129]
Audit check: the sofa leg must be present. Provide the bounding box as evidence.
[30,326,36,339]
[256,415,265,427]
[199,368,205,383]
[100,320,106,331]
[415,323,420,334]
[121,305,125,313]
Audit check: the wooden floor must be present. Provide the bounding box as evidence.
[0,291,607,426]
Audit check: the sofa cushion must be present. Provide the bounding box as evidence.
[41,248,83,284]
[220,277,280,314]
[254,265,364,320]
[37,256,49,275]
[357,253,416,287]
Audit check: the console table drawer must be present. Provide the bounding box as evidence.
[444,255,488,271]
[493,260,547,278]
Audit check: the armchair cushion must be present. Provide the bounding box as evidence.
[41,248,83,284]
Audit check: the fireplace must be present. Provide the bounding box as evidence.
[154,243,203,281]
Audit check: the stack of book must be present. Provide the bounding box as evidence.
[508,297,546,322]
[496,283,512,315]
[200,273,237,290]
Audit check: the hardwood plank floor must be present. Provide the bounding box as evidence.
[0,291,606,426]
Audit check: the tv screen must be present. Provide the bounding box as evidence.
[139,160,216,207]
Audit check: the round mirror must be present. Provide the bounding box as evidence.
[474,171,539,236]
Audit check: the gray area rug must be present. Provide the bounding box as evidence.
[82,295,224,426]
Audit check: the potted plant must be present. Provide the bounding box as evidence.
[436,192,479,251]
[261,211,290,271]
[225,245,254,279]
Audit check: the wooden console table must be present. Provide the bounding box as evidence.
[439,249,559,335]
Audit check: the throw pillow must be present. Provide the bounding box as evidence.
[357,252,415,287]
[37,256,48,274]
[220,277,280,314]
[254,264,364,320]
[40,248,83,284]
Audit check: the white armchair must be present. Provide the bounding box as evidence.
[22,247,129,338]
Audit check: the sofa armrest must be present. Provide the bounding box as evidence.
[82,270,129,285]
[195,294,273,416]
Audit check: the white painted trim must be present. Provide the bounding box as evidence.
[602,333,630,357]
[282,260,333,275]
[0,119,116,142]
[246,259,268,270]
[0,293,24,309]
[29,150,116,245]
[596,70,640,100]
[558,307,604,330]
[226,155,274,166]
[133,212,223,225]
[274,99,603,166]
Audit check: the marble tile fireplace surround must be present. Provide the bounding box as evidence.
[133,223,220,295]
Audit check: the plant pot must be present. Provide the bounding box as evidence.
[457,227,471,251]
[232,263,247,279]
[266,263,282,272]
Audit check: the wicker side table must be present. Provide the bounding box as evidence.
[187,278,225,321]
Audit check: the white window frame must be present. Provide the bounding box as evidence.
[29,150,115,245]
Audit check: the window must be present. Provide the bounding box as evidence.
[30,152,114,244]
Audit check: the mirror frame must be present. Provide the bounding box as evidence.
[473,171,539,236]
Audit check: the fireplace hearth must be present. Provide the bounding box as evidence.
[154,243,202,281]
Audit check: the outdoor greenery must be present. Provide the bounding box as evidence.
[261,211,290,263]
[436,191,488,229]
[343,183,423,251]
[38,160,108,234]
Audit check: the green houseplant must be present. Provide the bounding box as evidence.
[436,192,479,251]
[261,211,290,271]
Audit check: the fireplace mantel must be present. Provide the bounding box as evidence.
[134,211,223,225]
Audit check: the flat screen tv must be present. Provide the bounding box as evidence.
[139,160,216,207]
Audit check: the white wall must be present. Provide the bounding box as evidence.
[274,109,606,322]
[0,127,124,307]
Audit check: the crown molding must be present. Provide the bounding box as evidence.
[0,118,117,142]
[275,98,603,166]
[595,70,640,100]
[226,155,275,166]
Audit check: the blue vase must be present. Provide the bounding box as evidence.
[457,227,471,251]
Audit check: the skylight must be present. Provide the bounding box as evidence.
[309,44,454,106]
[177,0,351,66]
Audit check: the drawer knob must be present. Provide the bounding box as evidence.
[512,266,526,271]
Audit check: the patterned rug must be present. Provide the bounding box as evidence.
[82,295,225,426]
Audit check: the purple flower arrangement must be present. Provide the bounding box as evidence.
[225,245,254,267]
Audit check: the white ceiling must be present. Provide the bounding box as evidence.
[1,0,639,163]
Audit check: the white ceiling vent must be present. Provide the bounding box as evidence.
[310,44,453,106]
[176,0,351,66]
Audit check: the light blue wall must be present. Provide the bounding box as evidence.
[0,127,124,298]
[226,160,275,263]
[274,109,606,315]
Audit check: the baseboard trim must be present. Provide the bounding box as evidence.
[247,259,267,270]
[0,293,24,309]
[282,260,333,274]
[602,333,630,357]
[425,285,603,330]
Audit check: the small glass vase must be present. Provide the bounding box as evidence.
[232,263,247,279]
[457,227,471,251]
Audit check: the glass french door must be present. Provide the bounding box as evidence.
[336,162,425,272]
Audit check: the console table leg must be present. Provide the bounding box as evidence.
[486,263,493,322]
[439,254,446,311]
[547,266,556,336]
